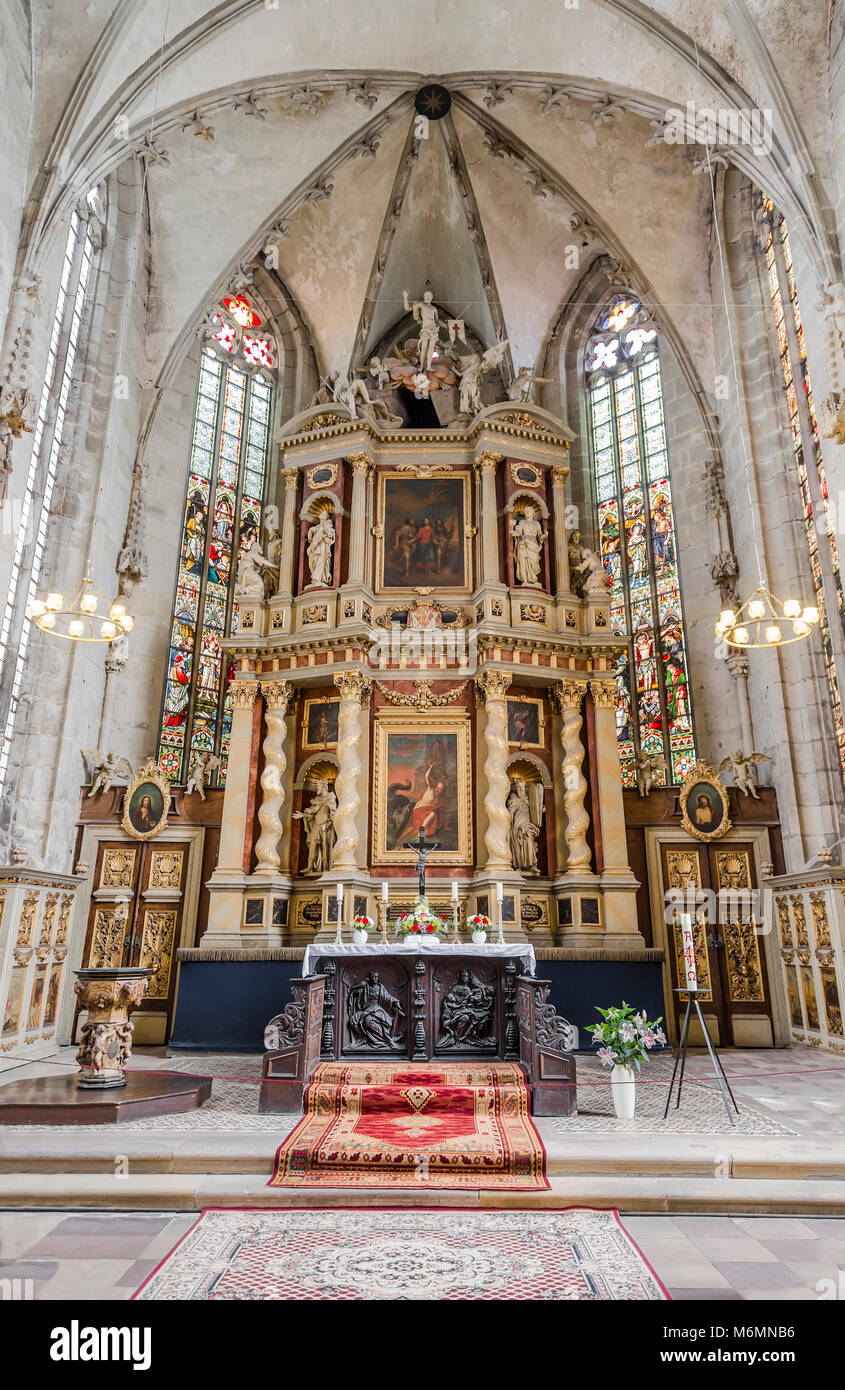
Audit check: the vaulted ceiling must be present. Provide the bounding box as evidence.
[19,0,843,400]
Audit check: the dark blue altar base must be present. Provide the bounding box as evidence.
[169,956,665,1052]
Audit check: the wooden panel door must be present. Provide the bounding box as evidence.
[661,844,730,1045]
[77,841,189,1038]
[707,843,772,1047]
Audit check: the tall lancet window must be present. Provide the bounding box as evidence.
[758,198,845,781]
[585,295,696,786]
[157,294,275,784]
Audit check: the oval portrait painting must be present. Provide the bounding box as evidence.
[679,763,731,842]
[122,761,170,841]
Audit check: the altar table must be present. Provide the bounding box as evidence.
[302,939,536,980]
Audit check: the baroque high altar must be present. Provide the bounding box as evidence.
[204,313,643,956]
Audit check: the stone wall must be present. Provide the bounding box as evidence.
[0,0,31,347]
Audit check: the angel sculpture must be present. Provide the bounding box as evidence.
[310,372,339,407]
[718,749,772,800]
[506,776,544,875]
[635,751,667,799]
[508,365,552,403]
[82,750,133,798]
[456,340,510,416]
[185,750,220,800]
[359,355,390,390]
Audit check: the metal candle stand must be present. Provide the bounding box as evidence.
[663,988,740,1126]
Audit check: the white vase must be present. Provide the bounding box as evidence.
[471,930,487,944]
[352,929,369,947]
[610,1064,636,1119]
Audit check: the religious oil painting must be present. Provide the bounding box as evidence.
[43,962,63,1029]
[123,762,171,842]
[2,965,27,1036]
[800,965,821,1031]
[679,763,730,843]
[373,715,472,865]
[378,472,471,592]
[820,967,843,1036]
[302,697,340,750]
[785,963,804,1029]
[506,696,544,748]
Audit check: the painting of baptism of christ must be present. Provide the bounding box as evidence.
[378,472,470,591]
[373,716,472,864]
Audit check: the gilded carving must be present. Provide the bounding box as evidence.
[138,910,177,1000]
[89,903,130,970]
[791,894,811,963]
[301,604,328,625]
[678,760,731,842]
[229,680,259,710]
[149,848,183,891]
[810,892,835,964]
[375,679,469,711]
[101,847,136,889]
[589,680,616,709]
[520,603,546,624]
[39,893,59,947]
[665,848,713,1000]
[56,895,73,947]
[775,894,794,962]
[16,892,38,948]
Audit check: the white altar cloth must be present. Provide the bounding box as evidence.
[302,939,536,979]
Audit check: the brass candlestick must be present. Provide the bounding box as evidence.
[451,899,463,945]
[378,898,390,948]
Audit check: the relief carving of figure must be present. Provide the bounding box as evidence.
[510,504,548,586]
[439,969,495,1048]
[347,970,405,1049]
[306,510,335,587]
[292,777,337,874]
[506,777,544,874]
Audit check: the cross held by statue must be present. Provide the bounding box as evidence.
[409,828,439,899]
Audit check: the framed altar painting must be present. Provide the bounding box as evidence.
[506,695,544,748]
[679,761,731,842]
[122,761,170,841]
[376,471,472,592]
[301,696,340,750]
[372,713,472,865]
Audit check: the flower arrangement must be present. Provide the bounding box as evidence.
[466,914,492,932]
[396,899,448,936]
[591,1002,666,1071]
[352,914,374,932]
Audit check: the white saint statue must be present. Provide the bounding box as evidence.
[306,510,335,587]
[507,778,543,875]
[510,504,548,586]
[235,538,273,599]
[293,778,337,874]
[403,288,441,370]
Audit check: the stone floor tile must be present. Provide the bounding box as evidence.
[0,1213,63,1258]
[672,1216,749,1236]
[685,1236,777,1263]
[735,1218,819,1240]
[713,1261,806,1290]
[733,1287,820,1301]
[115,1258,161,1289]
[646,1260,734,1289]
[668,1287,742,1300]
[32,1259,135,1301]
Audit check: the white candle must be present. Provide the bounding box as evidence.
[679,913,698,992]
[452,880,459,902]
[382,880,389,901]
[496,881,503,903]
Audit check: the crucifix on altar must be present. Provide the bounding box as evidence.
[407,828,439,900]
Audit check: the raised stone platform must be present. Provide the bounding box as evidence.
[0,1072,213,1125]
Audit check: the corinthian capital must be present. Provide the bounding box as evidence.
[333,670,372,705]
[555,679,585,710]
[476,450,504,473]
[475,669,512,703]
[229,680,259,710]
[589,679,615,709]
[347,451,374,475]
[282,467,300,491]
[260,679,295,713]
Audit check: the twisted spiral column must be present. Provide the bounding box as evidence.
[332,671,371,870]
[254,681,294,875]
[557,680,591,873]
[476,669,513,871]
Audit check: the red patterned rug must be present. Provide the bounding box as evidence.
[268,1062,548,1190]
[134,1208,670,1300]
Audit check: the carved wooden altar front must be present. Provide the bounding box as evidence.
[259,954,577,1115]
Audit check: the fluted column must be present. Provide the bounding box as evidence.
[345,453,372,587]
[476,669,513,871]
[550,465,571,594]
[331,671,371,870]
[253,680,295,875]
[477,451,503,585]
[278,467,300,595]
[557,680,591,873]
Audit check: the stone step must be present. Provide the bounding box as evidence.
[3,1170,845,1214]
[1,1130,844,1181]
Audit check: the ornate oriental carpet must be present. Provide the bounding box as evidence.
[268,1062,548,1190]
[135,1208,669,1301]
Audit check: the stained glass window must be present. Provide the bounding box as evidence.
[157,297,274,785]
[586,296,696,786]
[758,199,845,780]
